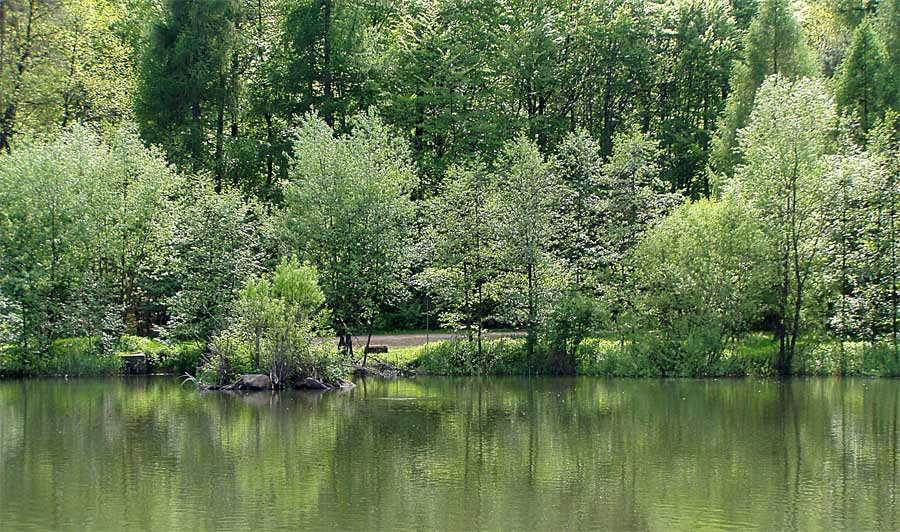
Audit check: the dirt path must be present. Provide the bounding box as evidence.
[349,331,524,349]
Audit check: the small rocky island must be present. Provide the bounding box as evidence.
[200,373,356,392]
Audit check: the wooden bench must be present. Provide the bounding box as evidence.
[364,345,389,354]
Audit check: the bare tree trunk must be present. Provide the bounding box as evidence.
[776,245,789,373]
[191,98,203,175]
[464,262,472,342]
[61,21,81,128]
[786,176,802,374]
[363,321,374,366]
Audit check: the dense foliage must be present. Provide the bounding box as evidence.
[3,0,900,378]
[202,258,338,386]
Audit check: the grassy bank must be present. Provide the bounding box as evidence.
[0,336,204,378]
[397,333,900,378]
[6,332,899,379]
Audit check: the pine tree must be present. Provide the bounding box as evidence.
[135,0,240,190]
[710,0,813,177]
[879,0,900,112]
[837,18,887,137]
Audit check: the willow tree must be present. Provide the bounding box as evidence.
[731,77,836,374]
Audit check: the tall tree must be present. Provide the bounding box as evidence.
[570,0,654,156]
[653,0,738,196]
[711,0,813,177]
[730,76,836,374]
[836,18,887,137]
[819,144,879,366]
[136,0,239,189]
[865,113,900,359]
[279,112,415,356]
[0,0,153,152]
[418,163,496,353]
[553,129,605,290]
[383,0,505,184]
[278,0,389,130]
[596,126,681,348]
[491,134,561,361]
[500,0,568,147]
[0,126,182,351]
[879,0,900,112]
[0,0,63,151]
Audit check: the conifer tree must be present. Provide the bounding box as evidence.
[711,0,813,177]
[837,18,887,136]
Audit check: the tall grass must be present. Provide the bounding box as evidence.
[0,336,205,377]
[0,338,121,377]
[404,333,900,378]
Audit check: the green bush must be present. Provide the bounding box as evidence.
[116,335,167,358]
[543,291,607,373]
[198,331,254,385]
[631,198,773,376]
[572,333,780,377]
[574,337,659,377]
[199,258,345,387]
[861,344,900,377]
[415,338,531,375]
[114,335,204,375]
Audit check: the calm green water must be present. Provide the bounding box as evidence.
[1,377,899,531]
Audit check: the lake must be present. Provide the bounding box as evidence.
[1,377,899,531]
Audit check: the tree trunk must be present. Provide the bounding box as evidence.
[363,321,374,366]
[775,245,790,374]
[191,98,203,175]
[254,324,261,370]
[61,22,81,129]
[0,0,37,153]
[264,113,274,188]
[322,0,334,128]
[890,169,899,361]
[527,262,536,362]
[214,73,226,192]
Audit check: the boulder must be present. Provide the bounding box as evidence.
[237,374,272,391]
[353,363,402,379]
[298,377,330,390]
[338,378,356,389]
